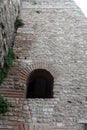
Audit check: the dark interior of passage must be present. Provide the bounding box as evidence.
[26,69,54,98]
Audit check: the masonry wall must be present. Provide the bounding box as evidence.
[17,0,87,129]
[0,0,20,68]
[0,0,87,130]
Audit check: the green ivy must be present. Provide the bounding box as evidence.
[0,48,15,85]
[0,94,9,114]
[4,49,15,67]
[14,17,24,31]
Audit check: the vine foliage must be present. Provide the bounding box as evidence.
[0,48,15,85]
[0,94,9,114]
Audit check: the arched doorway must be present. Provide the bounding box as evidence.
[26,69,54,98]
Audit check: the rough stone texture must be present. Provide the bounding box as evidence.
[0,0,87,130]
[0,0,20,68]
[0,98,85,130]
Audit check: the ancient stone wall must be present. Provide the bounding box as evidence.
[16,0,87,129]
[0,0,20,68]
[0,0,87,130]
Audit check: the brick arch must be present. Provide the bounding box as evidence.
[18,62,56,86]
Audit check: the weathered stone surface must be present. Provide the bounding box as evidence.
[0,0,20,68]
[0,0,87,130]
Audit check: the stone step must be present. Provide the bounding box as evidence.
[0,89,24,98]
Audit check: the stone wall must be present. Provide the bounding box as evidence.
[0,0,20,68]
[16,0,87,129]
[0,0,87,130]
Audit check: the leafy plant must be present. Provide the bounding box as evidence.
[0,48,15,85]
[0,95,9,114]
[4,48,15,67]
[14,17,24,31]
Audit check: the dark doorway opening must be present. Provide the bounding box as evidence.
[26,69,54,98]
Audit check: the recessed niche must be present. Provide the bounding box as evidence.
[26,69,54,98]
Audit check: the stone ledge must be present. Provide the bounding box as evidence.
[78,119,87,124]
